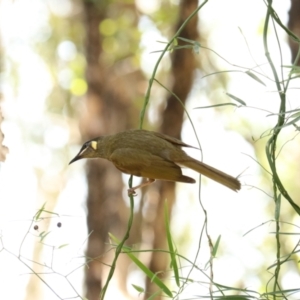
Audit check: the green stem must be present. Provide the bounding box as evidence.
[263,1,298,299]
[100,176,134,300]
[139,0,209,129]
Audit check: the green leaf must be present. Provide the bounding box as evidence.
[282,65,300,74]
[212,235,221,257]
[226,93,247,106]
[278,114,300,129]
[131,284,144,293]
[35,202,46,221]
[39,231,51,242]
[164,201,180,287]
[58,244,69,249]
[177,37,196,44]
[267,108,300,116]
[172,45,194,51]
[42,210,59,217]
[290,111,300,119]
[215,296,254,299]
[34,203,59,221]
[245,71,266,86]
[109,233,173,298]
[194,103,238,109]
[146,290,164,300]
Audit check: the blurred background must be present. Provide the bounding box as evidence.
[0,0,300,299]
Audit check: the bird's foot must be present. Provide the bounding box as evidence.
[127,188,137,196]
[127,178,155,196]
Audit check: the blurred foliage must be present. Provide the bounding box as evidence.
[1,0,300,299]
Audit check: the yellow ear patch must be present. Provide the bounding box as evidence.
[90,141,97,150]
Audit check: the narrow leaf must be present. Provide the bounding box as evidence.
[212,235,221,257]
[278,114,300,129]
[109,233,173,297]
[164,201,180,287]
[132,284,144,293]
[147,290,164,300]
[177,37,196,44]
[226,93,247,106]
[35,202,46,221]
[39,231,51,242]
[194,103,238,109]
[290,111,300,119]
[215,296,254,299]
[58,244,69,249]
[245,71,266,86]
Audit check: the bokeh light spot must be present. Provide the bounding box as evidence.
[99,19,117,36]
[70,78,87,96]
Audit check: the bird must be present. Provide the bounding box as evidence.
[69,129,241,194]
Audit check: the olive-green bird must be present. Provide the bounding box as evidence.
[69,129,241,194]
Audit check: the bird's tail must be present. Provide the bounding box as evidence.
[179,158,241,191]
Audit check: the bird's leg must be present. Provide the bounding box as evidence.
[127,178,155,196]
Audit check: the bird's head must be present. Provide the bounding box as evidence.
[69,139,100,164]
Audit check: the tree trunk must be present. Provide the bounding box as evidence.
[81,2,142,299]
[145,0,199,298]
[288,0,300,65]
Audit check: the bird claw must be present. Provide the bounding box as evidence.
[127,188,137,196]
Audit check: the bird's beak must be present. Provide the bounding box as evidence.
[69,143,92,165]
[69,148,86,165]
[69,154,82,165]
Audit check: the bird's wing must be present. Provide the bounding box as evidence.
[109,148,195,183]
[151,131,198,149]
